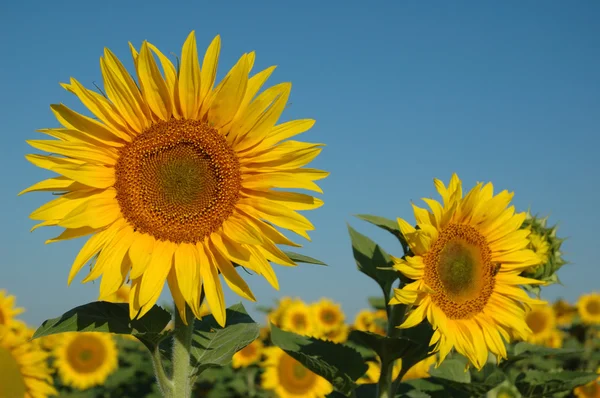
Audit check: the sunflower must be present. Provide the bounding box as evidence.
[319,324,350,343]
[390,174,544,369]
[553,299,577,327]
[232,338,263,368]
[0,327,57,398]
[280,301,315,336]
[0,289,24,327]
[545,329,564,349]
[353,309,374,331]
[262,346,332,398]
[311,299,344,333]
[578,293,600,325]
[574,368,600,398]
[268,296,294,327]
[527,229,551,267]
[54,332,118,390]
[23,31,326,326]
[104,283,131,303]
[401,355,436,381]
[524,304,556,345]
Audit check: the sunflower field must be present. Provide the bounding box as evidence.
[1,27,599,398]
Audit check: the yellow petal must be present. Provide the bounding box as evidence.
[230,66,276,127]
[147,42,180,119]
[241,169,327,193]
[26,140,117,165]
[59,195,121,229]
[210,233,252,266]
[208,53,249,128]
[137,41,172,120]
[261,119,315,149]
[245,246,280,290]
[174,243,200,310]
[197,243,226,326]
[67,221,122,284]
[51,103,129,144]
[52,163,115,189]
[98,231,135,298]
[138,240,175,306]
[30,190,98,221]
[241,189,323,211]
[209,240,256,301]
[128,232,155,279]
[400,300,429,328]
[167,267,188,325]
[82,224,131,283]
[18,177,79,195]
[199,35,221,112]
[178,31,202,119]
[221,217,264,244]
[45,226,96,244]
[236,201,314,237]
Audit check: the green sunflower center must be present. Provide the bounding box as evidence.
[321,310,337,324]
[292,313,308,329]
[115,119,241,244]
[526,311,549,334]
[0,346,26,398]
[424,223,495,320]
[293,363,308,378]
[585,300,600,315]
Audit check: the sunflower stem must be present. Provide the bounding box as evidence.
[151,346,173,396]
[376,359,394,398]
[171,304,195,398]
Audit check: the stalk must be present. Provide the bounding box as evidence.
[170,305,195,398]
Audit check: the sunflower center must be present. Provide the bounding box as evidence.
[585,300,600,316]
[424,223,495,320]
[115,119,241,244]
[239,343,257,358]
[321,310,337,324]
[292,314,308,329]
[279,354,317,394]
[526,311,549,334]
[0,347,26,397]
[66,335,107,373]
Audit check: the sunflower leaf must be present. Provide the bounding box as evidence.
[514,370,598,397]
[270,324,368,396]
[349,330,413,365]
[347,224,398,302]
[32,301,172,351]
[190,303,259,373]
[284,251,327,266]
[355,214,409,253]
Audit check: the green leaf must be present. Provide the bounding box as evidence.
[348,330,414,366]
[283,251,327,265]
[428,358,470,383]
[270,324,368,396]
[502,342,582,369]
[347,224,398,298]
[355,214,409,253]
[514,370,598,398]
[32,301,171,351]
[190,303,259,373]
[368,296,386,310]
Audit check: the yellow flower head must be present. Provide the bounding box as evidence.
[524,304,556,345]
[319,324,350,344]
[23,31,327,327]
[527,230,551,267]
[0,327,57,398]
[578,293,600,325]
[261,346,332,398]
[553,299,577,327]
[311,299,345,333]
[574,368,600,398]
[103,283,131,303]
[390,174,544,370]
[268,296,295,327]
[54,332,118,390]
[232,338,263,368]
[0,290,24,328]
[280,301,314,336]
[354,309,375,331]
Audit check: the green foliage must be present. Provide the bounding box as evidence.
[270,324,368,396]
[32,301,172,351]
[347,224,398,300]
[355,214,409,253]
[368,296,387,310]
[514,370,598,397]
[190,303,260,374]
[283,251,327,266]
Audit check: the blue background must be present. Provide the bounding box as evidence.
[1,0,598,326]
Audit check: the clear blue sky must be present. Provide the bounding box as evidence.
[1,1,598,327]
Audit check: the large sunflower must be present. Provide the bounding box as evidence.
[390,174,544,369]
[54,332,118,390]
[261,347,332,398]
[578,293,600,325]
[553,299,577,327]
[0,289,24,327]
[23,31,326,326]
[0,327,57,398]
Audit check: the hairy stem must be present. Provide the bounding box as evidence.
[171,305,195,398]
[151,345,173,396]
